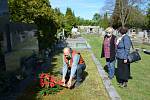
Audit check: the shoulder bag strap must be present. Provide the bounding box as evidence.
[122,35,134,50]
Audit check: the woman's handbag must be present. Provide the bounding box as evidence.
[123,37,141,63]
[127,51,141,63]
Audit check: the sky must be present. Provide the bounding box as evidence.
[50,0,105,20]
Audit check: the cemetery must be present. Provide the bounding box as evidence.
[1,29,150,100]
[0,0,150,100]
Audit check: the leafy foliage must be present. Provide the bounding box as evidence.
[111,0,148,28]
[76,17,93,26]
[100,13,109,29]
[39,85,63,96]
[8,0,58,50]
[147,3,150,29]
[92,13,102,26]
[111,0,122,29]
[64,8,76,37]
[54,8,65,33]
[127,7,148,29]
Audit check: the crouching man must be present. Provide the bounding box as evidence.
[61,47,86,88]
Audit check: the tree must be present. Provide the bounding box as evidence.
[0,33,6,71]
[102,0,115,15]
[101,12,109,29]
[147,3,150,29]
[0,0,10,71]
[93,13,101,21]
[111,0,121,29]
[53,8,65,38]
[9,0,58,51]
[54,8,64,29]
[111,0,147,28]
[127,7,148,29]
[92,13,102,26]
[64,8,76,37]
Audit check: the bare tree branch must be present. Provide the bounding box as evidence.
[116,0,146,27]
[101,0,115,15]
[102,0,148,28]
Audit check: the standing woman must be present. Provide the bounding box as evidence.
[116,27,132,87]
[101,27,116,79]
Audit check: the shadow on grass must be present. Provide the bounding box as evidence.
[17,46,91,99]
[16,47,65,100]
[17,81,42,100]
[46,50,64,76]
[70,71,88,89]
[82,71,88,81]
[104,65,108,73]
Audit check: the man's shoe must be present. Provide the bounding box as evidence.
[128,76,133,79]
[75,82,81,87]
[71,79,76,86]
[68,79,76,89]
[123,82,127,87]
[108,76,114,80]
[119,82,127,88]
[118,83,123,87]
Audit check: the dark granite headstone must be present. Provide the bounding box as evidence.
[20,52,38,77]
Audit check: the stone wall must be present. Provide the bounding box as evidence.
[9,23,37,50]
[78,26,101,34]
[0,22,37,52]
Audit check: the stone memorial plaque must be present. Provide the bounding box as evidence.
[66,37,90,49]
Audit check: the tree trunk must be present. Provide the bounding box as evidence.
[112,0,122,29]
[6,24,12,52]
[0,54,6,71]
[119,0,129,27]
[0,33,6,71]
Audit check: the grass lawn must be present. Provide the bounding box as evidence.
[83,34,150,100]
[17,50,109,100]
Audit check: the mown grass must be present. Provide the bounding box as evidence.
[17,50,109,100]
[83,34,150,100]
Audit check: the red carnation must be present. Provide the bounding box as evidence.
[40,78,44,82]
[50,83,55,88]
[39,73,45,78]
[40,78,45,87]
[44,74,50,80]
[50,77,56,83]
[40,82,45,87]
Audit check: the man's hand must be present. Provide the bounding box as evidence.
[67,80,72,88]
[61,78,66,86]
[124,59,128,63]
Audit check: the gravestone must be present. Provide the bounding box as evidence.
[98,28,103,34]
[66,37,91,49]
[20,52,38,77]
[138,31,144,38]
[102,31,106,36]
